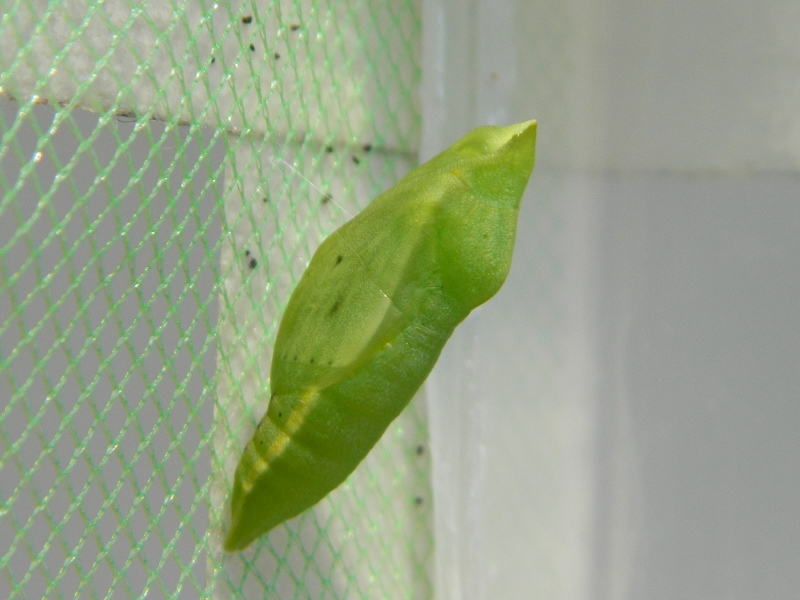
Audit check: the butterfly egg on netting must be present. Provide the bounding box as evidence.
[225,120,537,551]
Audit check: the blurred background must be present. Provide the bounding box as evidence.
[427,0,800,598]
[2,0,799,598]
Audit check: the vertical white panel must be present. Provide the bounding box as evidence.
[422,0,599,598]
[422,0,800,597]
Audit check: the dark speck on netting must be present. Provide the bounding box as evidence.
[415,497,423,505]
[274,52,281,59]
[321,193,332,204]
[249,43,255,52]
[362,143,373,152]
[210,56,216,64]
[242,15,252,24]
[245,250,250,256]
[325,145,334,153]
[352,155,360,165]
[416,445,424,455]
[290,23,301,31]
[249,258,258,269]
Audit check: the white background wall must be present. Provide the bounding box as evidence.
[422,0,800,598]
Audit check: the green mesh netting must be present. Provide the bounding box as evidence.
[0,0,430,597]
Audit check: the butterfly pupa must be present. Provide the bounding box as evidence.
[226,120,537,551]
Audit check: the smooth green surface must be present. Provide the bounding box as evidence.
[226,121,537,551]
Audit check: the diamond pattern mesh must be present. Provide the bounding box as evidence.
[0,0,428,597]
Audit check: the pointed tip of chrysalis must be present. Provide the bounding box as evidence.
[223,476,258,552]
[223,509,262,552]
[505,119,537,138]
[223,509,249,552]
[517,120,537,150]
[460,120,536,155]
[503,119,536,146]
[500,119,536,149]
[463,120,536,186]
[223,531,248,552]
[223,533,240,552]
[503,119,537,176]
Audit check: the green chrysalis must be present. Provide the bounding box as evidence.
[225,120,537,551]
